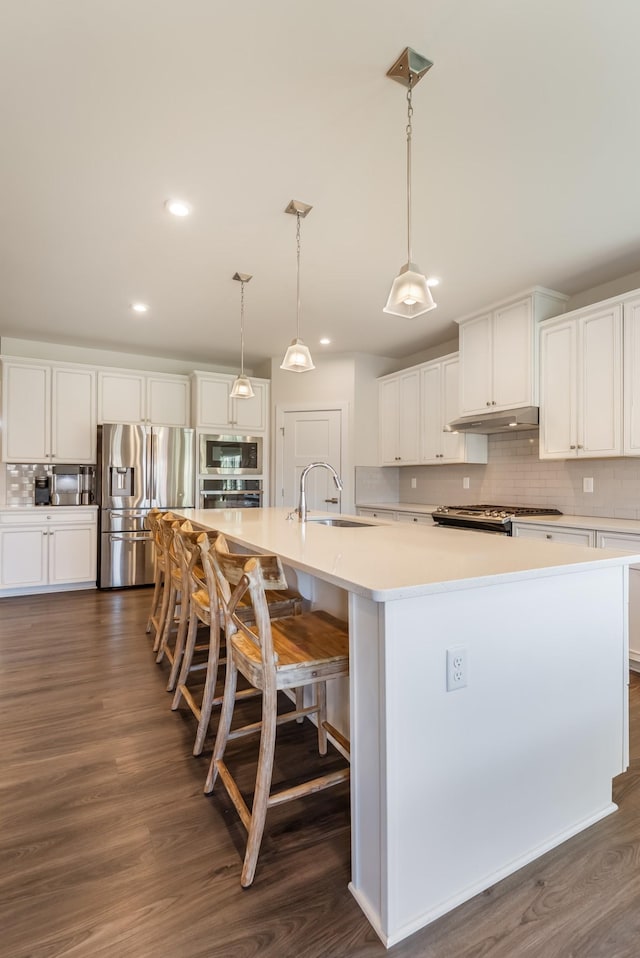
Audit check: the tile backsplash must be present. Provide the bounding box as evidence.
[359,432,640,519]
[5,463,51,507]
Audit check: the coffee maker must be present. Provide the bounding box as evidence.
[34,476,51,506]
[50,465,95,505]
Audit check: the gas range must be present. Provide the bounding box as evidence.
[432,504,562,535]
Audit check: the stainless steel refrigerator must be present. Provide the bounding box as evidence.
[97,423,195,588]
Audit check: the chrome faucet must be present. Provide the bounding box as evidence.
[297,461,343,522]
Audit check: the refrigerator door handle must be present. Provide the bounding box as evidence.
[109,534,151,543]
[152,431,158,505]
[146,426,153,506]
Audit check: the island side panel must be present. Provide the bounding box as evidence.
[379,565,628,945]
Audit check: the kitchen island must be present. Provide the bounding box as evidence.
[176,506,639,948]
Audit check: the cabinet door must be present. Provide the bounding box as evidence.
[512,523,595,546]
[539,321,577,459]
[379,378,400,465]
[578,306,622,457]
[441,358,469,462]
[2,363,50,461]
[459,314,492,414]
[420,364,442,463]
[194,376,232,430]
[147,376,190,427]
[51,367,96,463]
[48,525,97,584]
[97,371,146,423]
[398,372,420,463]
[492,298,533,409]
[232,381,268,432]
[624,296,640,455]
[0,527,48,586]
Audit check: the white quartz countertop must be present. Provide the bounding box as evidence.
[175,507,640,602]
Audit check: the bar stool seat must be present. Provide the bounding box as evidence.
[204,543,349,887]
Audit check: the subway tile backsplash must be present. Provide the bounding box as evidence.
[5,463,51,507]
[383,432,640,518]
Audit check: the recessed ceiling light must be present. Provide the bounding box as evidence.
[319,337,331,345]
[165,199,192,217]
[131,302,149,313]
[426,277,440,287]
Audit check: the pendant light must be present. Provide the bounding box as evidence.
[280,199,315,372]
[383,47,437,319]
[229,272,255,399]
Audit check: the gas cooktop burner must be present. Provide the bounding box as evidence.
[432,504,562,533]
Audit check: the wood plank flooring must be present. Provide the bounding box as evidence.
[2,588,640,957]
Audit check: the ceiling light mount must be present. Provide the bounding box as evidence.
[383,47,437,319]
[386,47,433,88]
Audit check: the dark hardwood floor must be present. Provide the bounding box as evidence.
[2,588,640,958]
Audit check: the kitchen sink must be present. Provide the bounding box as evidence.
[305,518,377,528]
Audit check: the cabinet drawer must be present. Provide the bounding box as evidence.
[395,512,434,524]
[512,522,595,546]
[0,509,97,526]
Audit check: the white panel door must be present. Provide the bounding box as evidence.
[579,306,622,457]
[0,527,48,587]
[539,321,576,459]
[492,298,532,409]
[623,296,640,455]
[441,358,466,462]
[98,371,146,424]
[49,525,97,584]
[420,364,442,463]
[379,378,400,465]
[281,409,342,513]
[51,367,96,463]
[398,372,420,464]
[459,313,492,414]
[147,376,190,427]
[3,363,50,461]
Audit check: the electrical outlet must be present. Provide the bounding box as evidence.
[446,647,468,691]
[583,477,594,493]
[411,477,417,489]
[463,477,470,490]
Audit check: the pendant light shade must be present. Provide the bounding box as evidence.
[383,47,437,319]
[280,199,315,373]
[230,272,255,400]
[383,262,436,318]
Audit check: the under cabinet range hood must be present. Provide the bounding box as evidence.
[445,405,539,435]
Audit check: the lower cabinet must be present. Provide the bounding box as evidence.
[511,522,595,547]
[0,510,97,592]
[357,507,434,524]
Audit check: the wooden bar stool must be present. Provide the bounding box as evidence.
[204,542,349,887]
[172,532,303,757]
[155,517,199,691]
[145,508,172,641]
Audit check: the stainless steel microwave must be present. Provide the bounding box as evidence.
[199,434,263,475]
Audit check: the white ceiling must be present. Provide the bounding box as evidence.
[1,0,640,370]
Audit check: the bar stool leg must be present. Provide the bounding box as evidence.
[191,620,223,756]
[204,655,238,794]
[241,684,277,888]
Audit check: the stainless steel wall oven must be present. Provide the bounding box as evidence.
[199,434,262,475]
[199,477,263,509]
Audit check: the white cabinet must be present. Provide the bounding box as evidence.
[0,509,97,592]
[457,288,568,416]
[420,356,487,464]
[623,295,640,455]
[595,531,640,669]
[1,360,96,464]
[357,507,434,524]
[539,304,622,459]
[357,508,397,521]
[97,369,190,426]
[512,521,595,546]
[378,369,420,465]
[191,372,269,432]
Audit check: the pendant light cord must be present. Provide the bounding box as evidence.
[406,78,413,265]
[296,211,302,341]
[239,280,246,376]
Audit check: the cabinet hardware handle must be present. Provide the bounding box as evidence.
[570,444,576,449]
[492,401,497,406]
[577,444,583,449]
[486,401,491,406]
[546,534,552,539]
[325,498,339,504]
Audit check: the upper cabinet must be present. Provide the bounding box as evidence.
[457,288,568,416]
[191,372,269,433]
[623,295,640,456]
[420,356,487,464]
[1,360,96,463]
[539,303,623,459]
[378,369,420,465]
[97,370,190,426]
